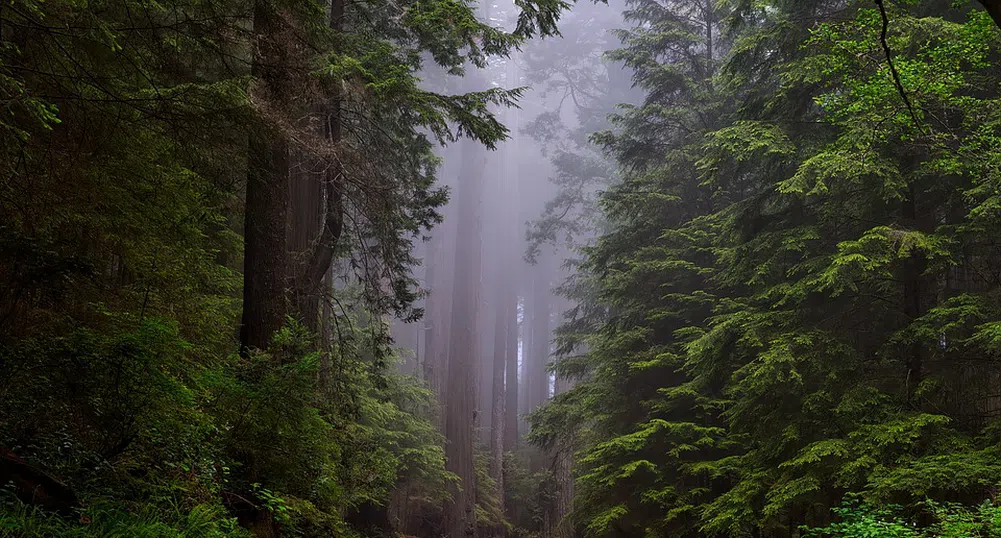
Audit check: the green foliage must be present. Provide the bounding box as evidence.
[806,500,923,538]
[805,498,1001,538]
[1,311,451,535]
[502,452,545,536]
[0,497,249,538]
[530,1,1001,537]
[1,0,576,527]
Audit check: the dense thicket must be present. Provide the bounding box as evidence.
[0,0,571,532]
[8,0,1001,535]
[531,0,1001,537]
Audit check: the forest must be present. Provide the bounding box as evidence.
[5,0,1001,536]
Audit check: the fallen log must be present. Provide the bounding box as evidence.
[0,449,80,516]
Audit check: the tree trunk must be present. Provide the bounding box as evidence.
[242,0,344,352]
[551,375,575,538]
[501,51,522,456]
[423,144,457,429]
[289,151,324,332]
[901,185,925,402]
[489,282,508,507]
[527,258,552,414]
[704,0,712,79]
[504,294,520,452]
[240,0,292,353]
[294,0,345,323]
[519,276,532,423]
[478,290,495,441]
[423,229,449,429]
[444,137,484,538]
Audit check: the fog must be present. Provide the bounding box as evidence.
[387,0,640,524]
[12,0,1001,534]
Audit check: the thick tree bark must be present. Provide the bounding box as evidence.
[489,283,508,505]
[423,231,448,429]
[241,0,291,353]
[501,52,522,456]
[423,145,457,429]
[242,0,344,351]
[503,295,519,452]
[289,153,323,331]
[444,137,484,538]
[551,375,575,538]
[477,291,496,440]
[527,258,552,414]
[552,440,574,538]
[291,0,344,329]
[241,144,289,352]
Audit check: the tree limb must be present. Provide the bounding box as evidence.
[302,168,344,292]
[874,0,921,129]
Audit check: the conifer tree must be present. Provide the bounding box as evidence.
[533,2,1001,537]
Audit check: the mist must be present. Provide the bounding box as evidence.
[387,1,637,532]
[6,0,1001,535]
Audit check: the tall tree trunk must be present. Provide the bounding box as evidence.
[502,50,522,456]
[242,0,344,352]
[504,294,520,452]
[423,143,458,430]
[551,375,575,538]
[704,0,712,79]
[423,229,449,429]
[527,257,551,414]
[478,290,495,441]
[295,0,345,319]
[901,184,925,402]
[489,279,509,507]
[289,152,324,332]
[489,147,516,489]
[519,276,532,423]
[444,137,484,538]
[241,0,292,353]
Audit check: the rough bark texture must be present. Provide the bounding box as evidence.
[424,141,462,430]
[552,442,574,538]
[444,138,484,538]
[489,283,508,504]
[550,375,575,538]
[289,152,323,331]
[242,0,344,350]
[527,258,551,414]
[424,190,454,431]
[504,294,519,452]
[292,0,344,329]
[240,0,291,353]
